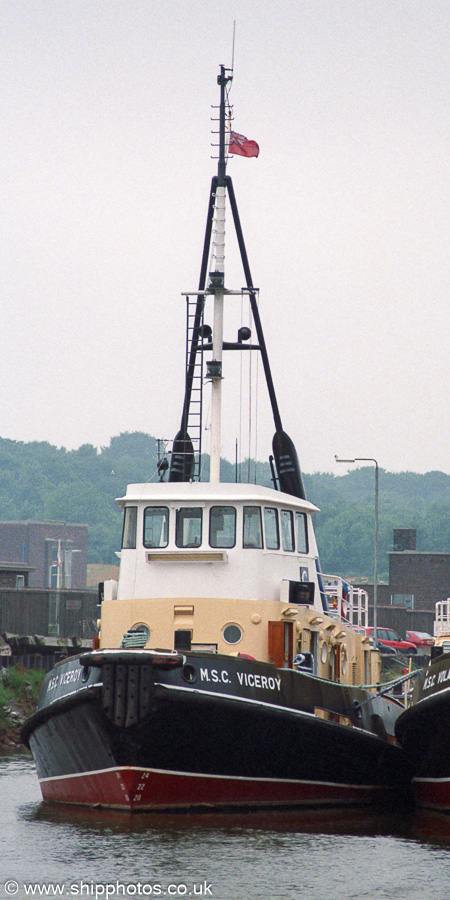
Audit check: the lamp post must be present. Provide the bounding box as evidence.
[335,456,379,641]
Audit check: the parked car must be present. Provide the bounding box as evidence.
[351,624,389,652]
[365,627,417,655]
[352,625,396,654]
[406,630,434,649]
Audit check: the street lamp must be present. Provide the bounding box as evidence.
[335,455,379,641]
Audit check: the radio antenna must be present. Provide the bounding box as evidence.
[231,21,236,74]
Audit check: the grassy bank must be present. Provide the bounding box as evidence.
[0,666,45,748]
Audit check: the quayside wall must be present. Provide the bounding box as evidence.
[0,589,98,669]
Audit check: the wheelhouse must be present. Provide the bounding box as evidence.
[113,482,322,609]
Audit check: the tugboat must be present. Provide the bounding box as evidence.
[395,599,450,811]
[22,66,411,811]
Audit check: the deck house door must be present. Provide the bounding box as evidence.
[268,621,293,668]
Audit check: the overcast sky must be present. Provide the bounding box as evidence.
[2,1,448,475]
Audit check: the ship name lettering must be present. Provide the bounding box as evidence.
[437,668,450,684]
[47,675,59,692]
[59,668,82,687]
[200,668,230,684]
[423,674,436,691]
[237,672,281,691]
[46,667,83,693]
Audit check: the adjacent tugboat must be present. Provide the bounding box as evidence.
[22,66,411,811]
[395,599,450,811]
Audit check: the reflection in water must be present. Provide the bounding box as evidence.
[20,765,450,848]
[27,800,450,847]
[3,753,450,900]
[27,801,409,836]
[410,808,450,845]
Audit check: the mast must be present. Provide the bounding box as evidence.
[169,65,306,501]
[208,65,231,482]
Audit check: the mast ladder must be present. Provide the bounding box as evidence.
[185,296,204,480]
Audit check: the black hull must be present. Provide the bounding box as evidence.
[396,653,450,810]
[23,651,412,811]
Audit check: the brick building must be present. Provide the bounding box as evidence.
[0,521,88,590]
[354,529,449,612]
[353,528,450,635]
[389,549,450,611]
[0,561,34,589]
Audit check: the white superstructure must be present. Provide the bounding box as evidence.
[114,482,319,605]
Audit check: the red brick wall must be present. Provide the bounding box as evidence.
[0,521,88,589]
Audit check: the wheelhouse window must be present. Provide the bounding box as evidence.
[122,506,137,549]
[280,509,294,552]
[264,507,280,550]
[144,506,169,548]
[243,507,263,549]
[176,508,202,548]
[295,512,308,553]
[209,506,236,548]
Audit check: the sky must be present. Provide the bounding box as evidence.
[1,0,449,475]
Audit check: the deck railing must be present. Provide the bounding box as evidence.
[434,598,450,638]
[322,575,369,628]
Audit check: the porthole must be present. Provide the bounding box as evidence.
[81,665,90,683]
[182,664,196,684]
[223,624,243,645]
[321,642,328,664]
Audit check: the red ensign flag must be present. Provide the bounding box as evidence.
[229,131,260,158]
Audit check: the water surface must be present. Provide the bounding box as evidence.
[2,753,450,900]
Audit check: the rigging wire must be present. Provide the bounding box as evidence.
[247,293,253,484]
[238,291,244,482]
[254,312,260,483]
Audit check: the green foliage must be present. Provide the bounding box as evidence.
[0,433,448,577]
[0,666,46,739]
[1,665,45,702]
[310,469,450,579]
[220,462,449,579]
[0,432,152,564]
